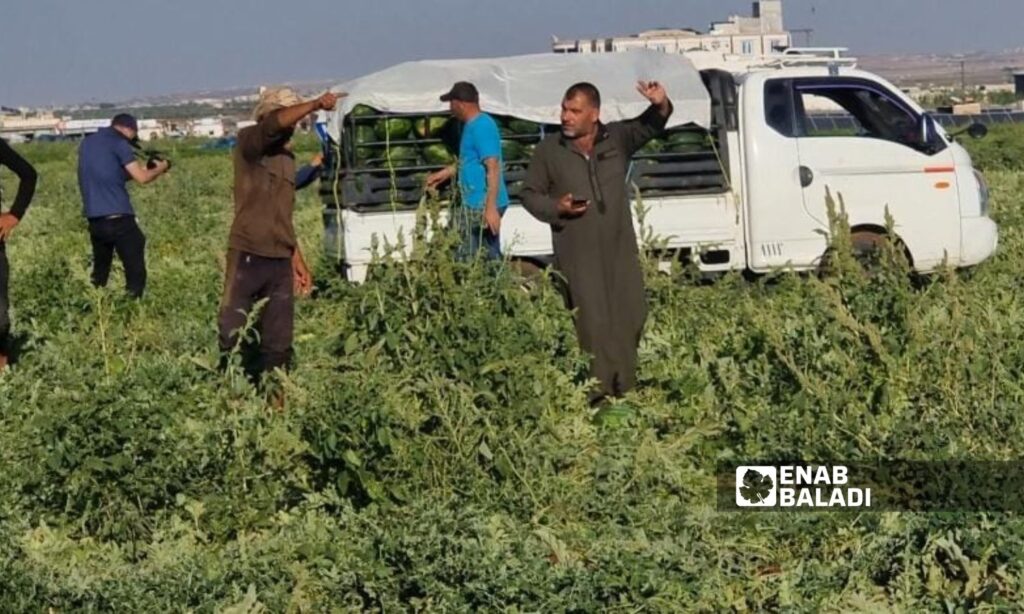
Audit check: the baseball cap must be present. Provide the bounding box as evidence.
[440,81,479,103]
[111,113,139,132]
[111,114,140,146]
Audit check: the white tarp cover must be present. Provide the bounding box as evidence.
[326,50,710,140]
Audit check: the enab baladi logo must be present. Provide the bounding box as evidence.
[735,465,872,509]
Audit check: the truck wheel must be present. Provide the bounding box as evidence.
[850,230,888,266]
[818,230,905,275]
[509,259,547,293]
[510,259,544,279]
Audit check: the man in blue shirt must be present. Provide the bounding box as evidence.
[77,114,170,298]
[425,82,509,261]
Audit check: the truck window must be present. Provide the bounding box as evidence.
[796,93,862,137]
[793,80,942,154]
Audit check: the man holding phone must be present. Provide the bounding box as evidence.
[521,80,672,407]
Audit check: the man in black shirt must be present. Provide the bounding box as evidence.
[0,138,38,370]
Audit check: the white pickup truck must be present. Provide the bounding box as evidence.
[320,48,997,282]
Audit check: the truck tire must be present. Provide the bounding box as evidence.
[818,229,909,275]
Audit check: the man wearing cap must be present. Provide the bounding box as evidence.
[425,81,509,261]
[77,113,170,298]
[521,81,672,407]
[217,87,339,383]
[0,138,37,370]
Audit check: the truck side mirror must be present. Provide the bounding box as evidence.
[967,122,988,139]
[949,121,989,140]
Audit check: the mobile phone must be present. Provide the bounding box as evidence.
[571,198,589,207]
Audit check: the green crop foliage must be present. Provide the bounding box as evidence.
[0,140,1022,611]
[962,124,1024,172]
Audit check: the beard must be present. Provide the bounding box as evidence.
[561,119,599,140]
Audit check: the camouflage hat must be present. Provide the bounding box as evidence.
[253,87,304,121]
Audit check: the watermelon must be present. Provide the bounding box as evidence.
[354,146,381,165]
[381,145,419,163]
[422,143,455,166]
[667,131,707,145]
[638,139,666,155]
[669,144,706,154]
[414,116,450,139]
[665,131,709,154]
[350,104,377,117]
[592,402,635,428]
[508,119,540,135]
[353,125,377,145]
[375,118,413,140]
[501,140,526,162]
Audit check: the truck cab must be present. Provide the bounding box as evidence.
[731,53,996,272]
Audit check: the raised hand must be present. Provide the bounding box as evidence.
[317,91,345,111]
[636,80,668,106]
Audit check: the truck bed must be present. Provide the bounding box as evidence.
[325,190,740,283]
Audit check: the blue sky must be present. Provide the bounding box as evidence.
[2,0,1022,106]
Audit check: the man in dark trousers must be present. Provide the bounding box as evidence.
[521,81,672,406]
[77,113,170,298]
[0,138,38,370]
[218,87,339,388]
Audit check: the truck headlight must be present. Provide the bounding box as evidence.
[974,170,990,216]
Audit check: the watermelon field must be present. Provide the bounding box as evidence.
[1,127,1024,611]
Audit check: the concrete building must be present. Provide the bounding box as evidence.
[552,0,791,56]
[60,119,110,139]
[60,118,165,141]
[189,117,225,138]
[0,113,61,140]
[137,119,165,141]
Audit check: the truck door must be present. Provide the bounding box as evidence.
[792,77,960,270]
[743,77,812,270]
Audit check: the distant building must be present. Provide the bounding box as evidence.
[552,0,791,57]
[189,117,225,138]
[137,119,165,141]
[60,118,111,139]
[0,113,61,140]
[1015,72,1024,100]
[60,118,164,141]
